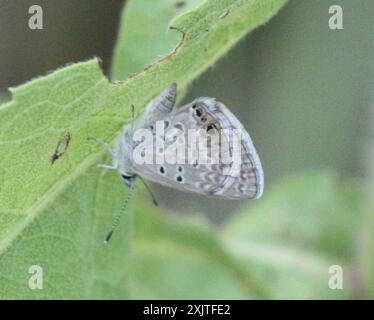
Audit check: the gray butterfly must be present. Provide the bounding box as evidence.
[90,83,263,242]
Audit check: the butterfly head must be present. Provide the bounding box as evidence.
[121,173,136,187]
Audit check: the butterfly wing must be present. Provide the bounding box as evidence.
[132,97,264,199]
[141,83,177,126]
[211,100,264,199]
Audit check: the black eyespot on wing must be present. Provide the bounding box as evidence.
[160,166,165,174]
[206,123,217,132]
[195,108,203,117]
[176,176,183,182]
[178,166,183,172]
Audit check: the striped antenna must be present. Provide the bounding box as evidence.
[104,180,136,244]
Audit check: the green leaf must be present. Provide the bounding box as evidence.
[111,0,201,80]
[0,166,132,299]
[2,167,360,299]
[223,171,362,299]
[0,61,128,253]
[131,200,266,299]
[112,0,288,82]
[0,0,288,298]
[127,171,362,299]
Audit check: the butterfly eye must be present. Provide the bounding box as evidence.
[121,173,134,182]
[192,104,196,109]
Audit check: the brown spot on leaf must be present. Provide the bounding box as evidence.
[51,132,71,165]
[218,9,230,19]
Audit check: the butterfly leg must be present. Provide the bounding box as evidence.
[87,136,118,170]
[87,136,115,156]
[97,164,117,170]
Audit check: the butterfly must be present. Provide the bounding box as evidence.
[89,83,263,243]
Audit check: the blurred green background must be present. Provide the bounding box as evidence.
[0,0,373,299]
